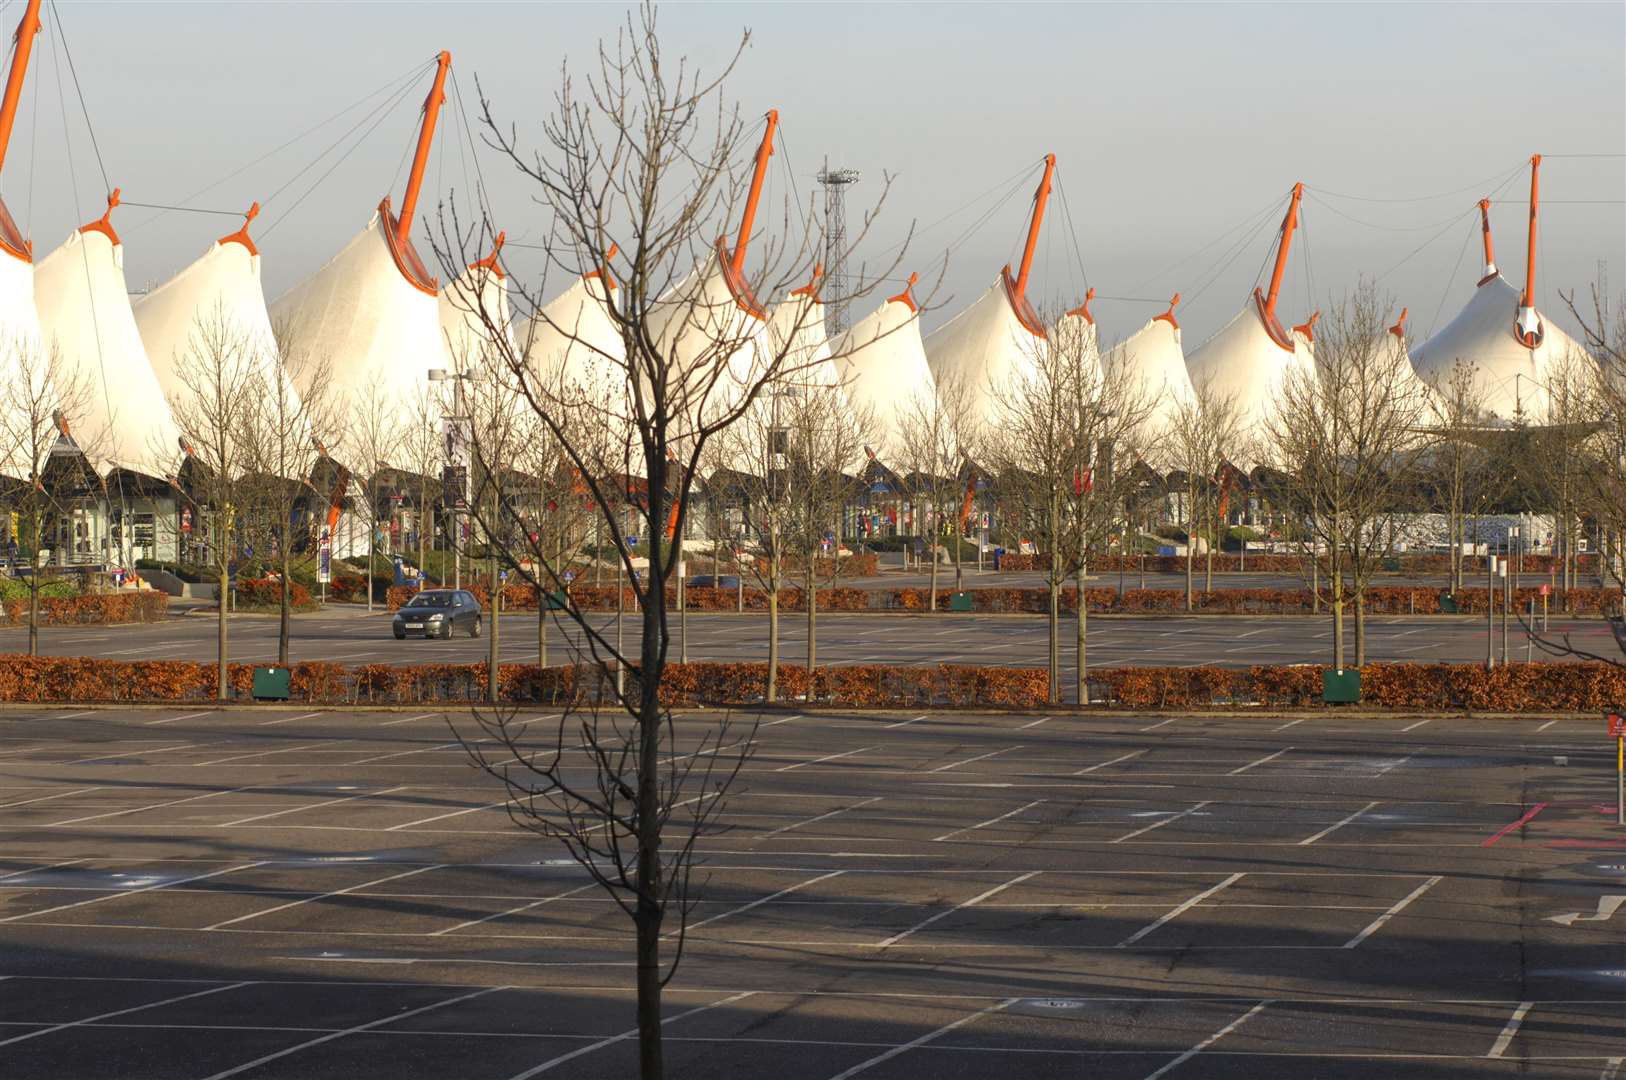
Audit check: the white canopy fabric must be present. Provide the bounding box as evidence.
[1185,300,1316,462]
[1408,273,1585,422]
[524,271,638,471]
[268,204,448,451]
[644,245,768,440]
[830,293,934,463]
[765,291,843,398]
[0,241,45,476]
[1103,312,1194,463]
[36,225,182,479]
[923,273,1045,432]
[134,226,303,429]
[439,258,514,371]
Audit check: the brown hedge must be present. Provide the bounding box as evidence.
[1,591,169,626]
[2,653,1623,711]
[998,552,1599,575]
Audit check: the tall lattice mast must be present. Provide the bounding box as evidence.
[817,158,860,334]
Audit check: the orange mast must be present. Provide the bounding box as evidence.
[0,0,40,180]
[1261,182,1304,325]
[1477,199,1497,281]
[1389,307,1408,339]
[731,109,779,276]
[1013,154,1057,300]
[1515,154,1543,347]
[1065,286,1095,323]
[395,50,452,247]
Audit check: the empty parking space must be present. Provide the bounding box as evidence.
[0,705,1620,1077]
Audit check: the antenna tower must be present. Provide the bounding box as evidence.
[817,159,860,334]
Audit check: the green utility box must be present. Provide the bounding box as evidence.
[1439,593,1459,614]
[947,592,974,612]
[252,667,291,701]
[1382,557,1402,572]
[544,589,569,610]
[1323,668,1361,704]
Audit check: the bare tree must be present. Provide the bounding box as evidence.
[1524,349,1598,595]
[1168,381,1244,611]
[238,332,335,665]
[1426,359,1492,593]
[896,371,978,610]
[1570,287,1626,592]
[167,307,259,698]
[427,8,899,1075]
[339,380,402,614]
[0,335,102,654]
[1266,286,1431,666]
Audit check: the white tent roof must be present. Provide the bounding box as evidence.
[134,214,303,427]
[36,219,182,478]
[0,228,44,477]
[830,292,934,463]
[1104,310,1194,461]
[524,270,637,469]
[1185,298,1315,462]
[923,272,1045,431]
[439,248,514,370]
[644,243,768,439]
[765,289,843,399]
[1408,273,1585,422]
[268,202,447,452]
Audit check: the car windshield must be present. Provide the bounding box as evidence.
[407,592,454,609]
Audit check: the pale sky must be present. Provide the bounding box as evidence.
[6,1,1623,347]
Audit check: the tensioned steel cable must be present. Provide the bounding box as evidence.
[1126,191,1285,296]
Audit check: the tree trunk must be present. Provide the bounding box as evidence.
[766,547,779,704]
[27,540,40,657]
[1047,579,1059,704]
[928,521,939,611]
[367,510,376,613]
[488,550,500,705]
[1354,589,1366,667]
[1076,554,1089,705]
[217,561,230,700]
[1332,580,1345,670]
[805,558,817,675]
[278,534,292,666]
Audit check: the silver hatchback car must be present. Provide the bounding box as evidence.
[392,589,483,639]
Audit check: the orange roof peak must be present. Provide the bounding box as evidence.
[1153,292,1181,330]
[790,262,824,299]
[887,272,919,312]
[1388,306,1408,339]
[1292,309,1321,342]
[471,231,506,279]
[1065,287,1095,323]
[217,201,261,256]
[79,188,122,247]
[583,242,619,290]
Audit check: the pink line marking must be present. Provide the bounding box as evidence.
[1482,802,1548,847]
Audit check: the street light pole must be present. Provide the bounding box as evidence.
[428,368,471,591]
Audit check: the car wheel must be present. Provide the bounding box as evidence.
[393,629,405,640]
[470,615,482,638]
[439,620,453,640]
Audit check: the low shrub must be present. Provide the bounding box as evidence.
[235,578,317,611]
[1,591,168,626]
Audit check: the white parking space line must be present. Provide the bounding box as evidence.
[204,864,443,929]
[46,785,256,826]
[1018,716,1050,729]
[192,741,348,768]
[1140,718,1176,732]
[878,872,1039,947]
[885,714,930,729]
[762,796,883,839]
[0,862,265,923]
[1074,750,1145,775]
[1600,1057,1623,1080]
[1111,801,1210,844]
[1228,747,1293,775]
[379,712,443,727]
[385,797,509,832]
[777,746,878,773]
[258,712,325,727]
[1343,875,1442,948]
[64,743,198,765]
[144,711,215,726]
[202,986,503,1080]
[0,981,251,1047]
[930,746,1021,773]
[1535,719,1559,732]
[1485,1000,1534,1058]
[1272,717,1309,732]
[1143,1000,1272,1080]
[933,800,1045,842]
[1298,801,1380,846]
[349,741,459,765]
[505,990,757,1079]
[680,870,846,935]
[0,857,87,881]
[1400,717,1434,732]
[760,714,803,727]
[0,745,50,757]
[827,997,1019,1080]
[1372,754,1415,776]
[217,785,410,827]
[431,882,600,937]
[0,786,101,809]
[1119,873,1244,947]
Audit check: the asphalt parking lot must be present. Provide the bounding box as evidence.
[2,609,1617,671]
[1,705,1622,1077]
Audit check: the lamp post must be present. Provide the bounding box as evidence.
[428,368,472,590]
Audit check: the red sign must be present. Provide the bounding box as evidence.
[1609,712,1626,739]
[1540,584,1551,597]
